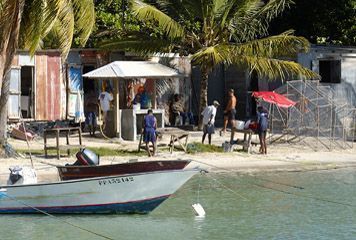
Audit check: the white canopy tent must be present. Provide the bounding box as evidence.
[83,61,182,79]
[83,61,183,139]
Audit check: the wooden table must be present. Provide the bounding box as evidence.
[230,128,257,153]
[44,127,83,159]
[138,128,190,154]
[169,133,190,153]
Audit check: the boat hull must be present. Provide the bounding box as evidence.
[0,169,198,214]
[57,160,191,180]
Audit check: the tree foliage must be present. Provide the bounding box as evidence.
[82,0,164,47]
[103,0,317,79]
[100,0,319,126]
[0,0,95,150]
[18,0,95,56]
[270,0,356,46]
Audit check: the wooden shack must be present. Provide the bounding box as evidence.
[8,50,65,121]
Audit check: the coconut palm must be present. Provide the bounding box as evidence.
[0,0,95,151]
[103,0,319,126]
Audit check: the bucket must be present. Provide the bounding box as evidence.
[222,141,233,152]
[235,120,245,130]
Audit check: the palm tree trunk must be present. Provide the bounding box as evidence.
[0,63,10,146]
[198,70,209,130]
[0,1,25,154]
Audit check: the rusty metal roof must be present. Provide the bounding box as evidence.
[82,61,183,79]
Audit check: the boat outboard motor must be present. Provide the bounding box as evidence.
[73,148,100,166]
[8,166,22,184]
[7,166,37,185]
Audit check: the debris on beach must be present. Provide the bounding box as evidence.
[11,125,36,141]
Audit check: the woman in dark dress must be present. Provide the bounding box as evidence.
[143,109,157,156]
[257,106,268,154]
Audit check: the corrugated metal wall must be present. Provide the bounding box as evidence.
[34,52,62,121]
[35,54,47,120]
[47,53,61,120]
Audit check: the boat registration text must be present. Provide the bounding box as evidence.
[98,177,134,186]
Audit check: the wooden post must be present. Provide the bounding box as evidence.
[78,127,82,146]
[152,79,157,109]
[66,130,70,156]
[56,130,60,159]
[44,131,48,158]
[114,79,120,138]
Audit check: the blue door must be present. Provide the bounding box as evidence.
[67,65,83,118]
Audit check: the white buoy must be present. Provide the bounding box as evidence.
[192,203,206,217]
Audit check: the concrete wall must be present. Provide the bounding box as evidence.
[298,45,356,106]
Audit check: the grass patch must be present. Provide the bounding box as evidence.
[186,142,223,154]
[16,147,148,157]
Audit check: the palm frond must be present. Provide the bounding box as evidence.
[19,0,94,57]
[101,37,172,55]
[20,0,47,53]
[50,3,75,56]
[0,0,19,50]
[257,0,293,21]
[231,0,293,42]
[232,54,319,80]
[191,44,230,70]
[130,0,184,39]
[71,0,95,46]
[156,0,196,22]
[215,0,239,28]
[234,31,310,58]
[192,42,318,80]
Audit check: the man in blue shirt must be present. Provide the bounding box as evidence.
[143,109,157,156]
[257,106,268,154]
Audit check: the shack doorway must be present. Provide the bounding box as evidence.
[83,65,97,94]
[83,65,100,115]
[20,66,35,119]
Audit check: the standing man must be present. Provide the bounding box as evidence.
[201,100,220,144]
[85,89,98,136]
[98,87,113,126]
[257,106,268,154]
[220,89,237,135]
[143,109,157,157]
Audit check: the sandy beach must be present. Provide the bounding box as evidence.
[1,130,355,183]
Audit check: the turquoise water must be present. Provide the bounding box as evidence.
[1,169,355,240]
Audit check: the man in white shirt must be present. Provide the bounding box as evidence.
[98,87,113,126]
[201,100,220,144]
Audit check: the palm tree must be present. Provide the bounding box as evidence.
[0,0,95,152]
[103,0,319,127]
